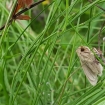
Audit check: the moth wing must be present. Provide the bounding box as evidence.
[81,61,98,86]
[84,56,103,76]
[87,61,103,76]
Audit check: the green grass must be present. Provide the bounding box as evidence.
[0,0,105,105]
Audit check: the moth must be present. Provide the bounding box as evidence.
[76,46,103,86]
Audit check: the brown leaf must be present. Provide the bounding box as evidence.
[18,0,33,8]
[14,0,34,15]
[18,0,24,7]
[15,15,31,20]
[25,0,33,8]
[13,4,22,15]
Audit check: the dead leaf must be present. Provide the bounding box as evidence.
[15,15,31,20]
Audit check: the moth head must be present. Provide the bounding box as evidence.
[76,46,90,60]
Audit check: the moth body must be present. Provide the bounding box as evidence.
[76,46,103,86]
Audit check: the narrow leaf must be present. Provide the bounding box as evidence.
[18,0,25,8]
[13,4,22,15]
[15,15,31,20]
[18,0,34,8]
[25,0,34,8]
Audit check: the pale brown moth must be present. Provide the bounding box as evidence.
[76,46,103,86]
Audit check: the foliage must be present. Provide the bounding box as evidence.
[0,0,105,105]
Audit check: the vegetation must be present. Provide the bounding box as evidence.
[0,0,105,105]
